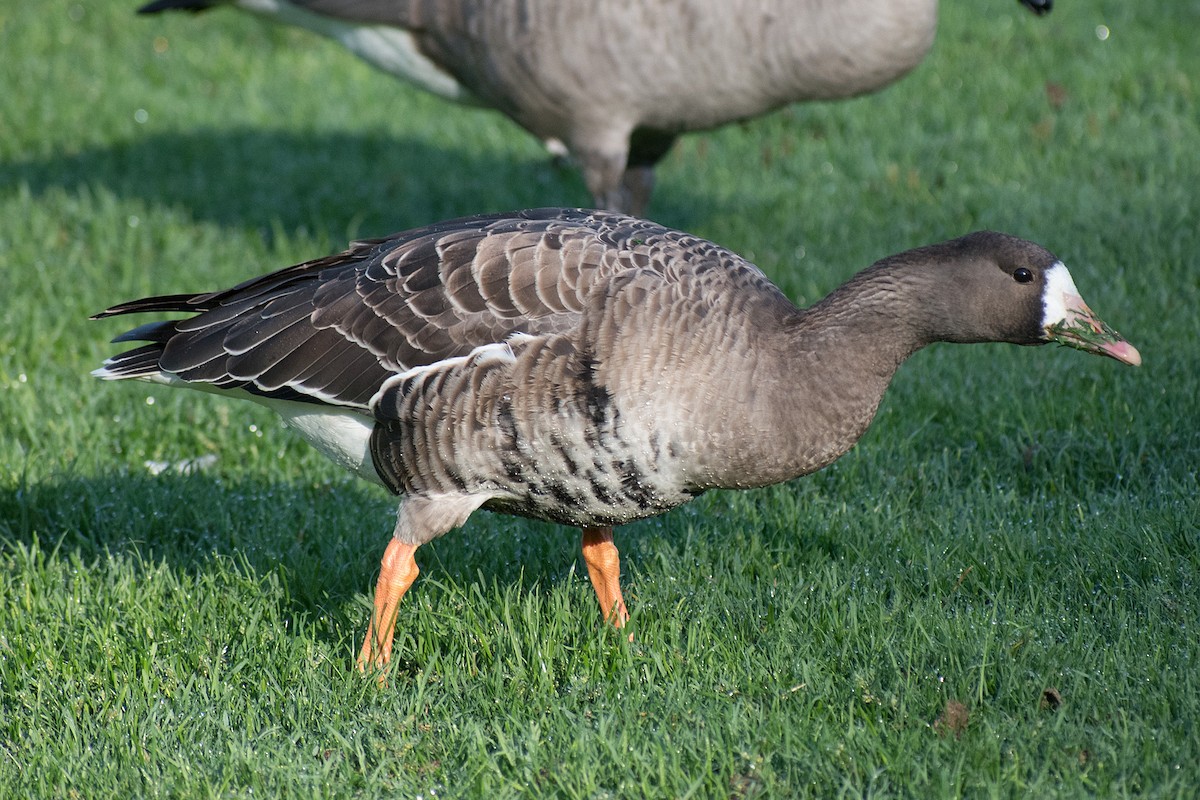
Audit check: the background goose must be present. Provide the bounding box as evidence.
[137,0,1053,214]
[92,208,1137,674]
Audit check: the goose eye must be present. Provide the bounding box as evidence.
[1013,268,1034,284]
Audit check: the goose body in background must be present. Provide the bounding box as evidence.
[137,0,1053,214]
[93,208,1137,674]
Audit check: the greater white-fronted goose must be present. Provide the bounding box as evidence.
[136,0,1053,213]
[93,208,1138,674]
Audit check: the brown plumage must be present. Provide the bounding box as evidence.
[93,208,1138,674]
[136,0,1053,213]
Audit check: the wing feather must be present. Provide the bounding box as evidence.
[93,209,763,412]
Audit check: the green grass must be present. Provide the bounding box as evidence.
[2,1,1198,796]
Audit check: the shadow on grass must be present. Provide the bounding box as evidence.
[0,469,589,657]
[0,127,612,237]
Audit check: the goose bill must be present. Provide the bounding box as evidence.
[1045,296,1141,366]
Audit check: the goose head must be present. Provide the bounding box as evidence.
[878,231,1140,367]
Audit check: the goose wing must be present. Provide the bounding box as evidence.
[93,208,771,411]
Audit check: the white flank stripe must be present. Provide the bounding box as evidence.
[370,340,518,407]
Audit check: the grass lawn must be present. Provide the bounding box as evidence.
[2,1,1198,796]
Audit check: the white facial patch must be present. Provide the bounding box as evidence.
[1041,260,1085,328]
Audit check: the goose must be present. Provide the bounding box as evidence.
[136,0,1053,214]
[92,208,1138,674]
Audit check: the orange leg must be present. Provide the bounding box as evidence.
[356,539,420,677]
[581,527,630,628]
